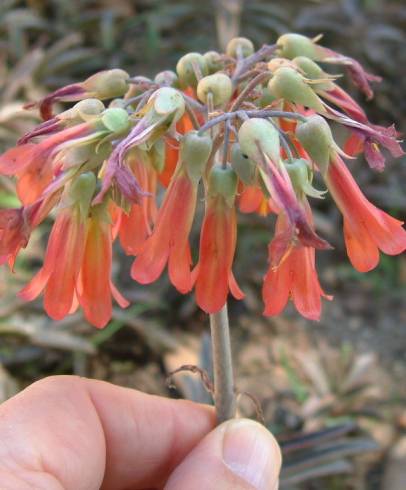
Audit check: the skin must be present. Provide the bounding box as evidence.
[0,376,281,490]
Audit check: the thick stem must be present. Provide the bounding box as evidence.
[210,304,236,423]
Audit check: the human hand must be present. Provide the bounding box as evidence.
[0,376,281,489]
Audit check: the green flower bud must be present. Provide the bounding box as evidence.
[74,98,105,121]
[268,66,325,112]
[176,52,209,87]
[154,70,179,87]
[296,115,334,174]
[208,165,238,206]
[238,118,280,164]
[108,99,127,109]
[64,144,94,167]
[150,87,185,123]
[149,139,166,173]
[69,172,96,217]
[285,158,326,199]
[293,56,334,91]
[276,33,317,60]
[87,69,130,99]
[258,85,277,107]
[231,142,256,185]
[197,73,233,107]
[226,37,254,58]
[101,107,129,133]
[203,51,224,73]
[180,130,213,183]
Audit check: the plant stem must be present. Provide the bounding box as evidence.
[210,304,236,424]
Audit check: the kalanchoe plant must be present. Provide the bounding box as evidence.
[0,34,405,423]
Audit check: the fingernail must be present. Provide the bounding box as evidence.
[222,419,281,490]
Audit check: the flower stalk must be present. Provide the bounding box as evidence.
[210,303,236,423]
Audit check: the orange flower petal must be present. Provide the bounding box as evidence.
[195,202,239,313]
[78,217,112,328]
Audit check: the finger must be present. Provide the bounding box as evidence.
[165,418,282,490]
[0,375,215,490]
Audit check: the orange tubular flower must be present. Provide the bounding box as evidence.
[78,207,129,328]
[19,205,88,321]
[18,174,128,328]
[263,213,331,321]
[119,153,158,255]
[326,154,406,272]
[131,171,196,292]
[132,131,212,293]
[194,166,244,313]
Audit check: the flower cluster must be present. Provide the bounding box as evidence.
[1,34,405,327]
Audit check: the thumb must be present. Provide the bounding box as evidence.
[165,418,282,490]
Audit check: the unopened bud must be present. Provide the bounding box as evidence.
[296,115,334,174]
[69,172,96,216]
[231,143,256,184]
[101,108,130,133]
[74,98,105,121]
[293,56,334,91]
[109,99,127,109]
[176,53,209,87]
[203,51,224,73]
[154,70,179,87]
[149,139,166,173]
[276,33,317,60]
[285,158,326,198]
[258,85,277,107]
[208,165,238,206]
[268,66,325,112]
[85,69,130,99]
[197,73,233,106]
[268,58,294,72]
[226,37,254,58]
[180,131,213,183]
[238,118,280,164]
[149,87,185,123]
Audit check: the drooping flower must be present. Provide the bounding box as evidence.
[132,131,212,293]
[193,166,244,313]
[326,154,406,272]
[297,115,406,271]
[77,205,129,328]
[18,173,128,327]
[238,118,331,258]
[263,213,331,321]
[18,176,94,321]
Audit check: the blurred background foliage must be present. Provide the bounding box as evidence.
[0,1,405,489]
